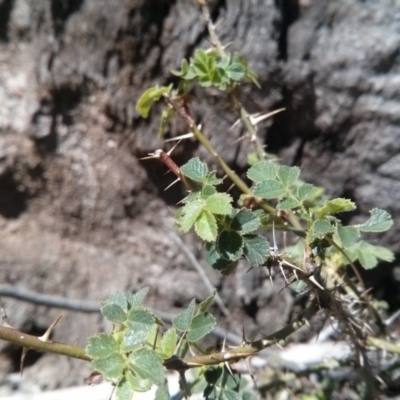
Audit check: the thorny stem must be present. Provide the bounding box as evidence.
[0,325,90,361]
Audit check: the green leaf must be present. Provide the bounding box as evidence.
[277,197,301,210]
[198,290,216,313]
[355,208,393,233]
[297,183,320,201]
[242,234,270,266]
[103,292,129,312]
[247,160,277,183]
[127,287,150,308]
[136,85,172,118]
[173,299,196,331]
[181,157,209,183]
[126,308,155,333]
[253,180,286,199]
[126,371,153,393]
[86,334,119,360]
[93,353,126,380]
[195,210,218,242]
[310,219,335,239]
[313,198,356,219]
[115,378,134,400]
[231,209,261,232]
[122,330,147,351]
[217,230,243,261]
[158,107,175,138]
[201,185,218,198]
[205,243,235,271]
[277,165,300,187]
[204,193,233,215]
[203,171,223,186]
[129,349,165,386]
[187,312,216,342]
[225,61,246,81]
[155,385,170,400]
[178,199,204,232]
[101,303,127,323]
[345,241,394,269]
[159,327,178,359]
[337,225,360,247]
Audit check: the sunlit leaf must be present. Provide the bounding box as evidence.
[127,287,150,308]
[277,165,300,187]
[336,225,360,247]
[93,353,126,380]
[86,334,119,360]
[310,219,335,239]
[187,312,216,342]
[126,371,153,393]
[155,384,170,400]
[277,197,300,210]
[129,349,165,386]
[181,157,209,183]
[355,208,393,233]
[101,303,127,323]
[198,290,216,313]
[195,210,218,242]
[159,328,178,359]
[297,183,320,201]
[253,180,286,199]
[126,308,155,333]
[173,299,196,332]
[247,160,277,183]
[136,85,172,118]
[312,198,356,219]
[177,199,204,232]
[204,193,233,215]
[122,330,147,352]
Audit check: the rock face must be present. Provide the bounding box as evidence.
[0,0,399,391]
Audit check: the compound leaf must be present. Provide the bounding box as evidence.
[155,385,170,400]
[129,348,165,386]
[355,208,393,233]
[247,160,277,183]
[297,183,320,201]
[204,193,233,215]
[178,199,204,232]
[93,353,126,380]
[337,225,360,248]
[122,330,148,352]
[253,180,286,199]
[187,312,216,342]
[126,308,155,333]
[313,198,356,219]
[231,209,261,232]
[277,197,301,210]
[173,299,196,332]
[195,210,218,242]
[242,234,270,266]
[101,303,127,324]
[181,157,209,183]
[345,241,395,270]
[198,290,216,314]
[159,328,178,359]
[127,287,150,308]
[126,371,153,393]
[277,165,300,187]
[310,219,335,239]
[86,334,119,360]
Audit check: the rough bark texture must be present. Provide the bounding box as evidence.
[0,0,399,392]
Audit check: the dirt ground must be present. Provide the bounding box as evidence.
[0,0,399,396]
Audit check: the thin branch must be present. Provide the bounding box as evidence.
[169,231,230,317]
